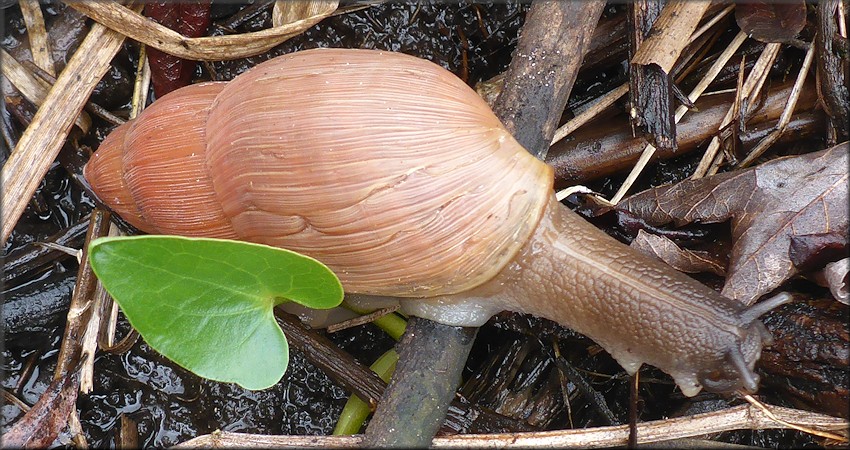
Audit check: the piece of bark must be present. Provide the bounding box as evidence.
[816,0,850,142]
[3,270,76,337]
[759,298,849,419]
[735,1,807,45]
[628,0,676,153]
[630,0,712,73]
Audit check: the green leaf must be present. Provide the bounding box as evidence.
[88,235,344,390]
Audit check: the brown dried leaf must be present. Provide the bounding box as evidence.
[620,142,849,304]
[631,229,727,276]
[735,1,807,44]
[789,231,848,272]
[824,258,849,304]
[272,0,338,28]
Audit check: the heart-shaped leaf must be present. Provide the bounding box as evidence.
[88,235,343,390]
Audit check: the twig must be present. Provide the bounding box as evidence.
[742,395,847,442]
[362,318,477,447]
[326,305,400,334]
[53,209,112,381]
[551,83,629,145]
[493,0,607,159]
[176,403,849,448]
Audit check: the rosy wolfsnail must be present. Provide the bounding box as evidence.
[84,48,789,397]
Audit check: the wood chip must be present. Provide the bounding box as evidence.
[631,0,713,73]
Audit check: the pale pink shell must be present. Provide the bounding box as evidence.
[85,48,553,296]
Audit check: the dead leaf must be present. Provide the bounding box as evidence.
[272,0,339,28]
[789,231,849,273]
[619,142,849,304]
[1,368,81,448]
[824,258,849,304]
[735,1,807,44]
[631,229,727,276]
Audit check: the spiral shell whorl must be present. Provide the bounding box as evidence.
[86,82,238,239]
[84,122,148,232]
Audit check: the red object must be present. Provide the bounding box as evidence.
[145,1,212,97]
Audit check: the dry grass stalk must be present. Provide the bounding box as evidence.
[737,41,817,169]
[609,30,749,204]
[690,42,782,179]
[19,0,55,77]
[66,1,338,61]
[549,5,734,154]
[1,9,132,243]
[0,48,91,132]
[551,83,629,145]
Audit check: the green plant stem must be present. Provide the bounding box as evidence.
[333,349,399,435]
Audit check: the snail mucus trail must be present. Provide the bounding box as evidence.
[84,48,791,397]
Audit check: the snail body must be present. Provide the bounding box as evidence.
[86,48,787,396]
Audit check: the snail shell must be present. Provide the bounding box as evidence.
[85,49,553,297]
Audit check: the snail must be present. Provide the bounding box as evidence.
[85,48,790,397]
